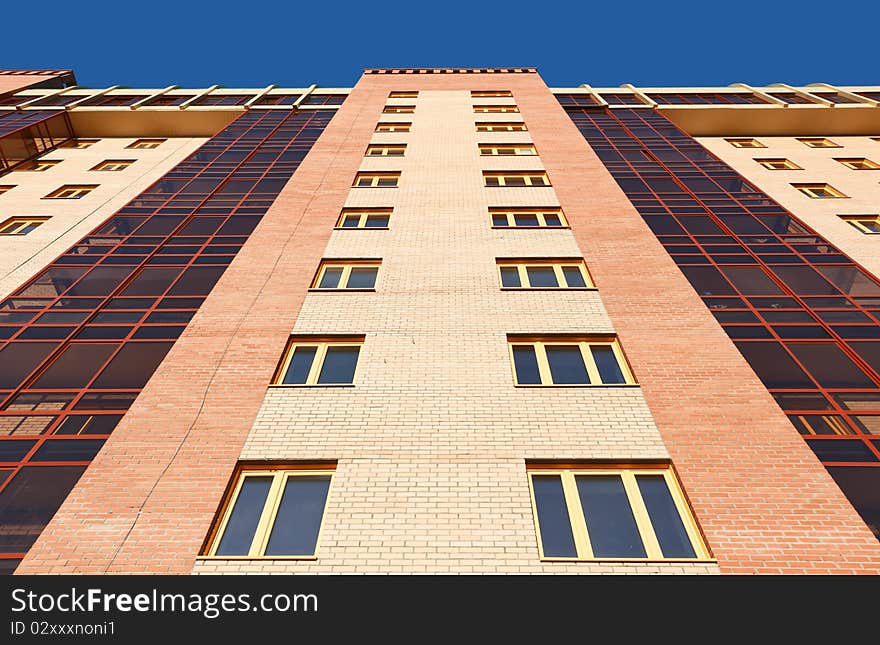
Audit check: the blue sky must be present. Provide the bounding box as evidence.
[5,1,879,89]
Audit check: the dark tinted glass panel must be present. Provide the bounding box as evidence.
[120,268,182,297]
[788,344,875,389]
[166,266,225,296]
[735,342,813,388]
[316,347,359,384]
[512,346,541,384]
[364,216,389,228]
[215,476,272,556]
[0,559,19,575]
[500,267,521,287]
[54,414,122,435]
[526,267,558,288]
[636,475,696,558]
[32,344,119,389]
[0,466,85,553]
[347,268,377,289]
[828,467,880,538]
[514,214,539,227]
[0,342,59,388]
[562,267,587,287]
[681,266,736,296]
[318,268,342,289]
[576,475,646,558]
[0,440,36,462]
[31,439,105,462]
[67,267,134,296]
[91,342,173,389]
[281,346,316,384]
[591,346,626,384]
[492,214,508,227]
[531,475,577,557]
[544,214,562,226]
[720,267,783,295]
[808,440,877,462]
[264,476,331,556]
[546,346,589,384]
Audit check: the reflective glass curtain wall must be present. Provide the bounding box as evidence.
[0,108,336,572]
[0,110,74,174]
[563,105,880,539]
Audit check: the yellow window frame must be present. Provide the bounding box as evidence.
[335,208,392,229]
[497,260,594,289]
[755,158,801,170]
[388,91,418,98]
[490,208,567,228]
[526,465,710,562]
[126,138,166,149]
[835,157,880,170]
[271,337,364,386]
[311,260,380,290]
[484,172,550,187]
[507,336,636,386]
[792,183,848,198]
[797,137,840,148]
[725,138,765,148]
[43,184,97,199]
[474,105,520,113]
[61,139,99,149]
[472,90,513,98]
[840,216,880,234]
[91,159,135,172]
[0,217,48,235]
[475,122,528,132]
[0,185,15,196]
[382,105,415,114]
[479,144,537,156]
[206,467,335,559]
[20,160,60,172]
[353,172,400,188]
[375,122,411,132]
[365,144,406,157]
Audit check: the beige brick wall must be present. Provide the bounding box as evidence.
[0,137,205,299]
[194,90,719,575]
[700,135,880,277]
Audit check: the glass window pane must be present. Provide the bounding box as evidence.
[91,342,173,389]
[734,342,813,388]
[32,343,120,389]
[365,216,389,228]
[562,267,587,287]
[282,347,316,384]
[531,475,577,558]
[546,345,589,384]
[576,475,646,558]
[318,268,342,289]
[808,439,878,463]
[544,214,562,226]
[215,476,273,556]
[591,346,626,384]
[0,342,60,389]
[500,267,521,287]
[0,440,36,462]
[30,439,105,462]
[264,475,331,556]
[788,344,875,389]
[827,467,880,539]
[346,268,377,289]
[512,346,541,384]
[492,214,508,227]
[317,346,359,384]
[514,214,539,227]
[341,216,359,228]
[636,475,696,558]
[526,267,558,288]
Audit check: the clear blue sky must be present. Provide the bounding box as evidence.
[5,0,879,89]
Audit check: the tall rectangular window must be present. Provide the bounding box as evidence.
[0,217,49,235]
[527,465,709,561]
[497,259,593,289]
[484,172,550,187]
[311,261,380,290]
[336,208,392,229]
[490,208,567,228]
[273,337,364,386]
[508,336,635,386]
[476,122,527,132]
[206,465,334,558]
[353,172,400,188]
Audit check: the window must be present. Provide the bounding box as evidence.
[60,139,99,149]
[508,336,635,386]
[126,138,166,149]
[205,465,333,558]
[90,159,135,172]
[335,208,391,229]
[527,465,709,561]
[311,260,380,290]
[840,215,880,234]
[793,183,848,199]
[484,171,550,187]
[726,138,765,148]
[472,90,513,98]
[43,185,97,199]
[479,143,536,156]
[353,172,400,188]
[498,259,593,289]
[474,105,520,113]
[490,208,567,228]
[476,122,527,132]
[798,137,841,148]
[0,185,14,196]
[755,158,802,170]
[273,337,363,386]
[388,91,418,98]
[375,122,411,133]
[17,160,60,172]
[365,144,406,157]
[836,157,880,170]
[0,217,48,236]
[382,105,414,114]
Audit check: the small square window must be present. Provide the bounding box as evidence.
[388,91,418,98]
[204,464,334,558]
[91,159,135,172]
[17,160,60,172]
[473,105,520,113]
[835,158,880,170]
[508,336,635,386]
[840,215,880,234]
[755,158,802,170]
[311,260,380,290]
[375,122,411,133]
[382,105,415,114]
[335,208,392,229]
[365,144,406,157]
[483,171,550,187]
[726,138,765,148]
[126,138,166,149]
[353,172,400,188]
[490,208,567,228]
[498,259,593,289]
[0,217,49,235]
[792,183,848,199]
[273,337,364,386]
[797,138,841,148]
[479,144,537,156]
[527,464,709,561]
[60,139,99,149]
[476,122,527,132]
[43,185,98,199]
